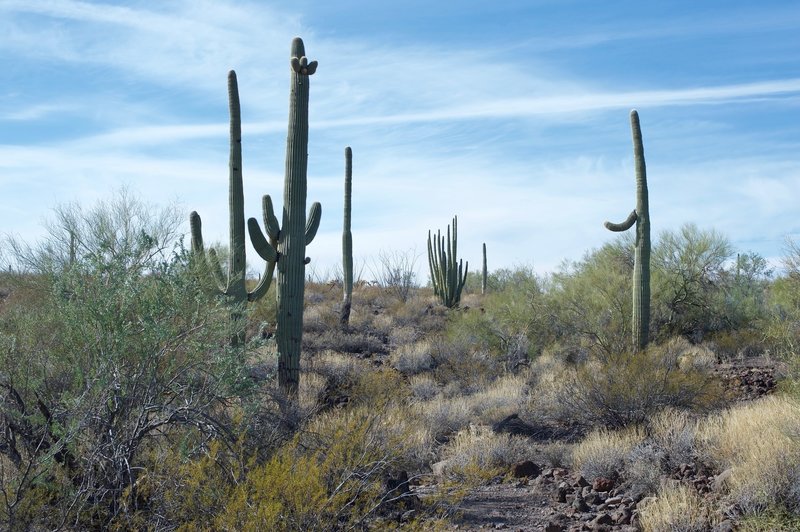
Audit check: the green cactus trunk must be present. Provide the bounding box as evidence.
[189,71,273,347]
[427,216,468,308]
[248,37,321,395]
[341,146,353,326]
[481,242,487,295]
[604,110,650,351]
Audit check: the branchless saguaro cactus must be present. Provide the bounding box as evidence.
[249,37,321,395]
[341,146,353,326]
[481,242,487,295]
[604,109,650,351]
[427,216,468,308]
[190,71,274,346]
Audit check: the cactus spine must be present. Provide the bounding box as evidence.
[481,242,487,295]
[341,146,353,326]
[189,70,274,346]
[427,216,468,308]
[604,109,650,351]
[249,37,321,395]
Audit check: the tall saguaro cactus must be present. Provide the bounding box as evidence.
[481,242,488,295]
[249,37,321,395]
[341,146,353,326]
[604,109,651,351]
[189,71,274,346]
[427,216,468,308]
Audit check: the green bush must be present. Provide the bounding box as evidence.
[0,193,248,529]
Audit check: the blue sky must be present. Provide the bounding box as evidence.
[2,0,800,280]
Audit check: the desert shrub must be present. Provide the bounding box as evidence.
[408,374,440,401]
[697,395,800,515]
[571,426,645,482]
[391,340,435,375]
[458,266,554,362]
[553,338,726,429]
[437,426,538,483]
[638,483,712,532]
[547,238,632,355]
[430,334,502,392]
[370,249,420,303]
[0,194,246,529]
[647,407,698,471]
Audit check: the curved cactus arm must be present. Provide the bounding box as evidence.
[206,249,228,294]
[261,195,281,242]
[189,211,227,293]
[604,210,638,232]
[248,218,278,263]
[305,202,322,245]
[247,259,275,302]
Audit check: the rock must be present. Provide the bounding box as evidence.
[592,477,615,492]
[544,521,566,532]
[572,491,591,512]
[712,519,735,532]
[604,495,622,506]
[510,460,542,478]
[556,484,569,503]
[612,506,632,525]
[573,474,590,487]
[592,512,614,526]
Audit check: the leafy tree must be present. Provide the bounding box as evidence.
[0,192,247,528]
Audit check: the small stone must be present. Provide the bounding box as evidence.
[574,474,590,487]
[593,512,614,526]
[572,491,591,512]
[592,477,614,492]
[712,519,735,532]
[604,496,622,506]
[556,485,569,503]
[612,506,632,525]
[544,521,565,532]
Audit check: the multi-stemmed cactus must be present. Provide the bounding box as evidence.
[427,216,468,308]
[249,37,321,395]
[604,109,651,351]
[189,70,274,346]
[340,147,353,326]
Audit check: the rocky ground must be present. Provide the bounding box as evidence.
[412,357,782,531]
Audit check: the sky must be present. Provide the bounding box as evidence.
[2,0,800,282]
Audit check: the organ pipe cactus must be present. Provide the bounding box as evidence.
[249,37,321,395]
[189,70,274,346]
[340,146,353,326]
[427,216,468,308]
[604,109,650,351]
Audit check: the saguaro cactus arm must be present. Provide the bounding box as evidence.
[305,202,322,245]
[189,211,227,293]
[604,210,638,232]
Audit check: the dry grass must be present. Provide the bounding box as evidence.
[437,425,538,482]
[571,426,646,481]
[638,483,712,532]
[697,395,800,514]
[417,374,529,439]
[391,339,435,374]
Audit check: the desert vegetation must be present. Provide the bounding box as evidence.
[1,186,797,530]
[2,36,799,532]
